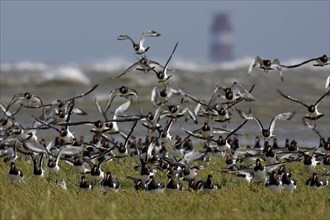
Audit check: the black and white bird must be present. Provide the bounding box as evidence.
[126,176,146,191]
[302,121,329,155]
[65,156,90,175]
[181,122,232,140]
[303,153,319,171]
[78,175,93,191]
[282,54,330,68]
[7,92,44,110]
[186,178,205,191]
[46,148,64,183]
[216,82,255,106]
[146,175,165,193]
[265,171,283,192]
[248,56,284,81]
[158,100,199,124]
[202,119,248,154]
[103,86,141,115]
[31,153,44,178]
[115,56,162,78]
[8,161,24,181]
[237,110,295,140]
[235,171,253,183]
[306,173,329,189]
[280,170,297,193]
[140,162,157,184]
[165,175,184,192]
[41,84,98,122]
[151,42,178,83]
[88,159,106,183]
[100,171,121,192]
[181,165,205,180]
[117,30,161,54]
[203,174,221,193]
[151,82,202,108]
[253,158,268,184]
[277,89,330,122]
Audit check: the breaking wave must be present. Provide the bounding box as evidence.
[1,57,328,86]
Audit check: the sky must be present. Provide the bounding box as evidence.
[1,1,329,64]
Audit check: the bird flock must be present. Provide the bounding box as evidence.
[1,30,330,193]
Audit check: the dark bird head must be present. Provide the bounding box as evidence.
[157,71,165,79]
[57,110,65,119]
[146,112,154,121]
[94,120,103,128]
[60,129,68,137]
[106,122,113,129]
[218,107,226,116]
[24,92,32,99]
[202,122,210,131]
[320,54,328,62]
[263,59,272,67]
[119,86,129,94]
[106,171,112,179]
[160,89,167,97]
[307,105,315,113]
[134,44,140,51]
[160,130,167,138]
[271,171,277,179]
[262,129,270,138]
[168,105,178,113]
[57,100,64,108]
[225,89,233,100]
[81,175,87,182]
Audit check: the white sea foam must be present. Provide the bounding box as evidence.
[0,61,48,72]
[1,57,328,87]
[42,66,91,85]
[87,57,130,72]
[1,57,327,74]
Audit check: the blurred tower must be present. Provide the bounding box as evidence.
[210,13,234,62]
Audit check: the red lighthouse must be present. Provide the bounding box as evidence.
[210,13,234,62]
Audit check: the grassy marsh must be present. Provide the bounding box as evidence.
[1,156,329,220]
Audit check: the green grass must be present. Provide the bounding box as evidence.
[1,156,329,220]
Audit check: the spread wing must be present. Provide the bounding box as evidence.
[237,109,264,132]
[281,57,317,69]
[269,112,295,134]
[140,30,161,46]
[63,84,99,104]
[163,42,178,72]
[277,89,309,108]
[232,82,255,102]
[115,60,141,78]
[315,89,330,107]
[326,75,330,89]
[248,56,262,75]
[117,34,136,45]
